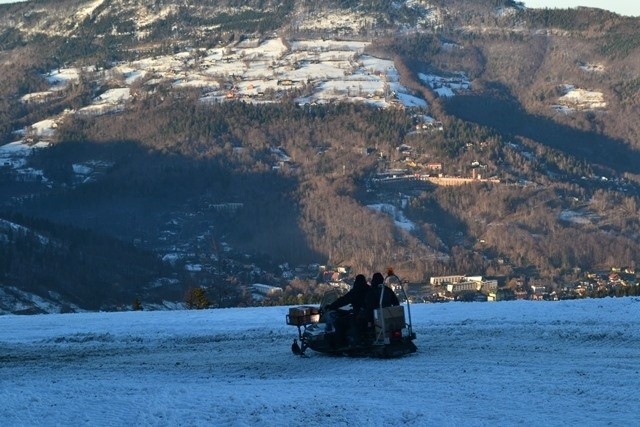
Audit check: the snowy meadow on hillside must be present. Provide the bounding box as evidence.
[2,298,640,426]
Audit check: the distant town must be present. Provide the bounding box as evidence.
[196,262,640,310]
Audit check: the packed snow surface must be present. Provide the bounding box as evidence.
[1,298,640,426]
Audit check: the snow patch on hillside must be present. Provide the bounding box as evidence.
[77,88,132,116]
[0,140,49,174]
[553,84,606,112]
[559,209,596,225]
[30,119,57,137]
[45,68,80,90]
[0,287,82,315]
[367,203,416,231]
[418,72,471,97]
[0,218,50,246]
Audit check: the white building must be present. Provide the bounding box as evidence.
[251,283,283,299]
[430,275,466,286]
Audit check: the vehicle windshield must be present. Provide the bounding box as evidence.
[385,274,407,303]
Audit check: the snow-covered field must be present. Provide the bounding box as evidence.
[2,297,639,426]
[552,84,606,113]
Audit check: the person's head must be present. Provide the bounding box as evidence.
[371,272,384,287]
[354,274,367,288]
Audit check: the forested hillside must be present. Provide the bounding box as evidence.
[1,0,640,311]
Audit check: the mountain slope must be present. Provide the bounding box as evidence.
[0,215,181,312]
[1,0,640,311]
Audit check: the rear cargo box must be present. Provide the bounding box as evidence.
[286,306,320,326]
[374,305,406,332]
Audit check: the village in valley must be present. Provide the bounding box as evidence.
[215,261,640,309]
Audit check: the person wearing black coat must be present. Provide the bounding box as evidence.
[325,274,370,347]
[325,274,369,314]
[364,272,399,325]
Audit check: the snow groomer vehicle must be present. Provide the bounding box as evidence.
[286,273,417,358]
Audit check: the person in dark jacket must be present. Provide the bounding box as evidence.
[325,274,370,347]
[325,274,369,314]
[364,272,399,325]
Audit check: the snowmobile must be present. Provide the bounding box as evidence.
[286,274,417,358]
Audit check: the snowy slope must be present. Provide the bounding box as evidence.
[1,298,639,426]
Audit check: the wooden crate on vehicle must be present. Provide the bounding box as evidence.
[373,305,406,333]
[286,306,320,326]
